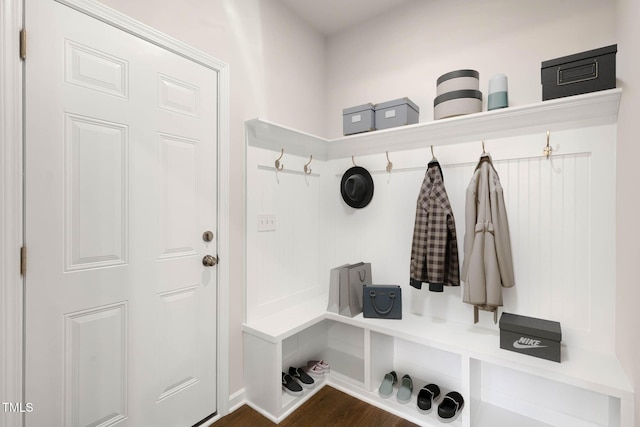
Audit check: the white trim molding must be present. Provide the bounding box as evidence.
[214,19,231,419]
[1,0,231,424]
[246,88,622,161]
[1,1,24,427]
[227,387,246,413]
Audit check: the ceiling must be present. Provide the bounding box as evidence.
[278,0,415,36]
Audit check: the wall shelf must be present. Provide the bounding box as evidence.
[246,88,621,160]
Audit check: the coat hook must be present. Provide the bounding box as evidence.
[482,140,486,154]
[385,151,393,173]
[543,130,553,159]
[304,155,313,175]
[352,155,357,167]
[430,145,437,161]
[275,148,284,171]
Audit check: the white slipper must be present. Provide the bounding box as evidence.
[308,359,330,373]
[305,363,325,378]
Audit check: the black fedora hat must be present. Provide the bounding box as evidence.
[341,166,374,209]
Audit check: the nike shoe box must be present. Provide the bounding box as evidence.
[499,312,562,363]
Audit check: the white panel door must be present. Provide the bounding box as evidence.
[24,0,218,426]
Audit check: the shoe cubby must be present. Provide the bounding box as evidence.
[243,318,366,422]
[469,358,623,427]
[244,307,633,426]
[282,319,365,387]
[368,331,465,426]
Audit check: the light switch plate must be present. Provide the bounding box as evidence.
[257,214,277,232]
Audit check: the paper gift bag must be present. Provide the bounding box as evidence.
[327,264,349,313]
[339,262,372,317]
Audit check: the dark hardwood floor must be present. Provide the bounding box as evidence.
[213,386,419,427]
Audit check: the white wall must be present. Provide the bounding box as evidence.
[615,0,640,421]
[325,0,617,138]
[98,0,326,396]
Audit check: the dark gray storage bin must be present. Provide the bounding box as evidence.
[499,312,562,363]
[343,103,375,135]
[541,44,617,101]
[374,97,419,130]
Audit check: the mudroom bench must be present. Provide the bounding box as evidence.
[243,88,633,426]
[242,296,632,427]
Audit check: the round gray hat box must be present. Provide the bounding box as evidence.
[434,69,483,120]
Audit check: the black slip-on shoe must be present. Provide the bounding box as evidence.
[282,372,304,396]
[289,366,315,389]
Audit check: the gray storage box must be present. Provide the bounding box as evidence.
[374,97,419,130]
[499,312,562,363]
[343,103,375,135]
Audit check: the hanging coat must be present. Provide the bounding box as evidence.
[410,160,460,292]
[461,155,515,307]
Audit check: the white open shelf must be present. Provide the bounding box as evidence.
[245,88,622,159]
[369,384,464,427]
[472,401,552,427]
[280,376,328,412]
[243,296,327,343]
[322,347,365,385]
[243,295,632,402]
[244,296,632,425]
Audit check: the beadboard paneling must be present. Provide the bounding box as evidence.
[246,146,325,322]
[247,124,615,353]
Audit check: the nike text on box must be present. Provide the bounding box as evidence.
[499,312,562,363]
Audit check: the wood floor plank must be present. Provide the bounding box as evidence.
[212,386,419,427]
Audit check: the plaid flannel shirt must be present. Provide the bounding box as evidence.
[410,161,460,291]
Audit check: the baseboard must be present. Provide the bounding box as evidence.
[194,388,247,427]
[245,401,280,423]
[242,382,330,424]
[227,387,246,413]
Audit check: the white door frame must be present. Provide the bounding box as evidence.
[0,1,230,426]
[1,1,25,426]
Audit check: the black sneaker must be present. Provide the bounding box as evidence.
[282,372,304,396]
[289,366,315,389]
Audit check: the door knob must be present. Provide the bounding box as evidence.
[202,255,218,267]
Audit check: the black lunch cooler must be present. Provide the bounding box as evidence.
[541,44,617,101]
[499,312,562,363]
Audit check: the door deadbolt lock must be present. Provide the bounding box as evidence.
[202,255,218,267]
[202,231,214,242]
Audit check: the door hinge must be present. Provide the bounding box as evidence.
[20,246,27,276]
[19,29,26,60]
